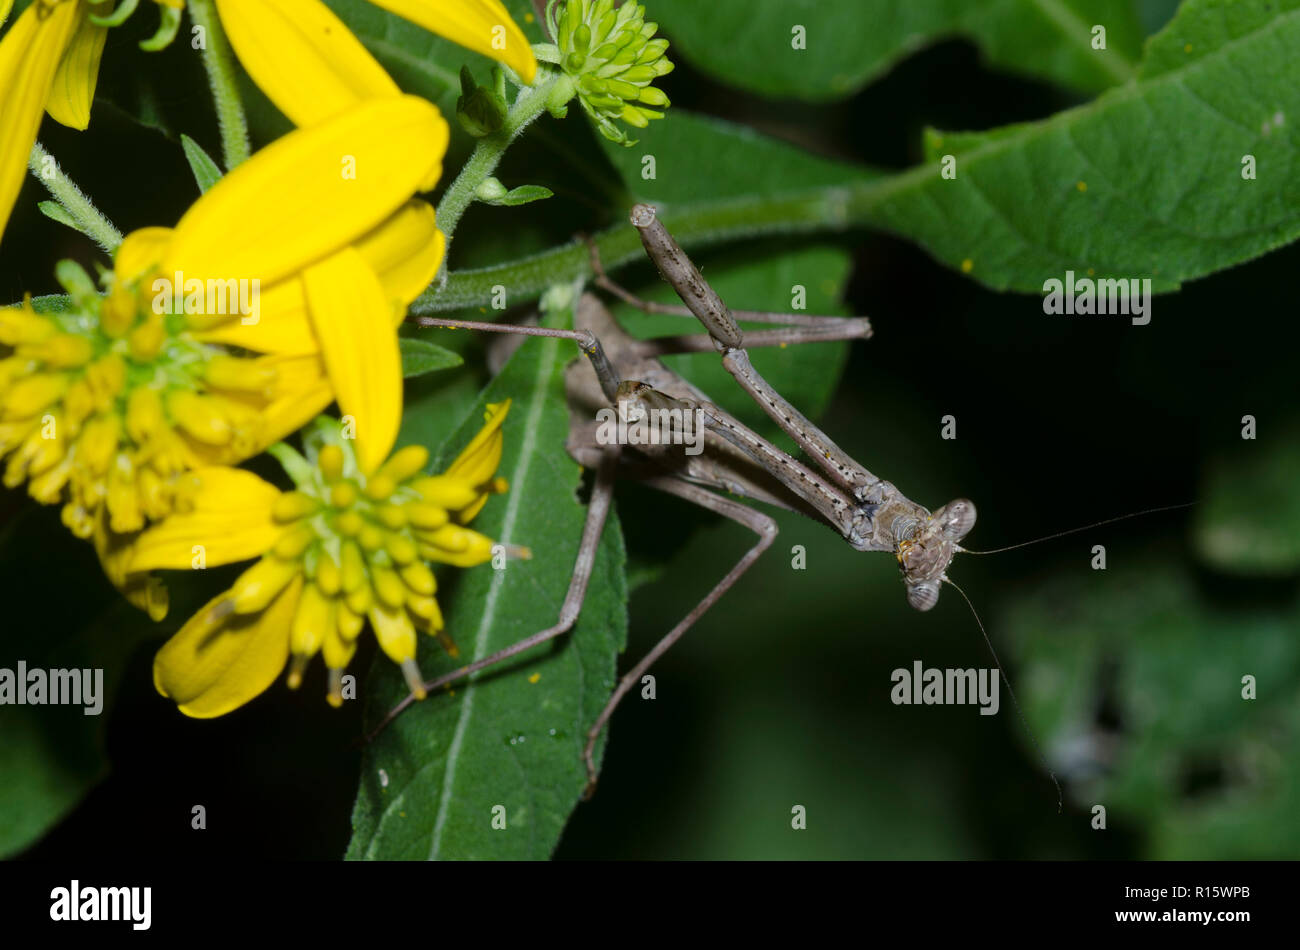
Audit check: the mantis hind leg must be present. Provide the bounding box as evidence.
[582,474,777,798]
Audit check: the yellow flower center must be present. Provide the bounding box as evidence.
[227,430,504,706]
[0,260,272,538]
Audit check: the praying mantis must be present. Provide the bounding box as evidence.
[379,202,991,796]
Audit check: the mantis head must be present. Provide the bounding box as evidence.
[894,498,977,611]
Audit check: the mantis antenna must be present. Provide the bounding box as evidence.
[957,502,1196,555]
[944,577,1063,814]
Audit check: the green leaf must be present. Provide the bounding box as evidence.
[0,504,167,856]
[449,0,1300,307]
[653,0,1144,100]
[1194,418,1300,576]
[36,201,80,231]
[889,0,1300,292]
[180,134,223,193]
[398,337,465,377]
[348,308,628,860]
[482,184,555,207]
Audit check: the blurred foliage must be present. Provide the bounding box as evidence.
[654,0,1144,98]
[1195,419,1300,577]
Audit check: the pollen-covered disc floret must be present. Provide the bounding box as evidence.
[239,413,511,707]
[548,0,673,145]
[0,262,271,553]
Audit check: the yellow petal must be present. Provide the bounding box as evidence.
[446,399,511,487]
[418,524,495,566]
[290,581,334,656]
[92,507,170,621]
[0,0,83,239]
[230,555,302,613]
[45,13,107,129]
[368,0,537,84]
[194,201,443,354]
[368,601,416,664]
[253,353,336,446]
[115,227,174,284]
[353,200,445,316]
[0,0,14,30]
[214,0,401,127]
[194,277,316,355]
[128,467,283,572]
[302,247,401,473]
[153,576,302,718]
[164,96,449,288]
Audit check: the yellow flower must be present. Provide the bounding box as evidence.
[0,0,535,241]
[120,94,451,475]
[0,0,182,240]
[0,95,448,618]
[0,272,325,621]
[136,403,512,717]
[214,0,538,127]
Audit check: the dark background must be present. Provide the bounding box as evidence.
[3,9,1294,860]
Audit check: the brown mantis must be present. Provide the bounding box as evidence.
[374,202,1015,798]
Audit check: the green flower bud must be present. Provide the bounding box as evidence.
[456,65,508,138]
[545,0,674,146]
[474,177,509,202]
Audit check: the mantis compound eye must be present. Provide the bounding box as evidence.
[937,498,977,541]
[907,580,941,612]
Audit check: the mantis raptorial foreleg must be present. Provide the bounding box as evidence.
[629,204,884,506]
[586,233,874,334]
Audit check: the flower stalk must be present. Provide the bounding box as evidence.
[27,142,123,254]
[186,0,251,170]
[435,66,574,271]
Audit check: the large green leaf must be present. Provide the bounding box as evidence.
[0,503,205,857]
[348,307,628,860]
[442,0,1300,304]
[654,0,1143,100]
[885,0,1300,291]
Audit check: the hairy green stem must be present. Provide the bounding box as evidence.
[436,71,574,267]
[188,0,251,170]
[412,174,916,314]
[27,143,123,254]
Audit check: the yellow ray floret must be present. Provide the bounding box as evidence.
[0,0,84,240]
[138,405,512,717]
[214,0,537,126]
[118,96,450,475]
[0,1,188,242]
